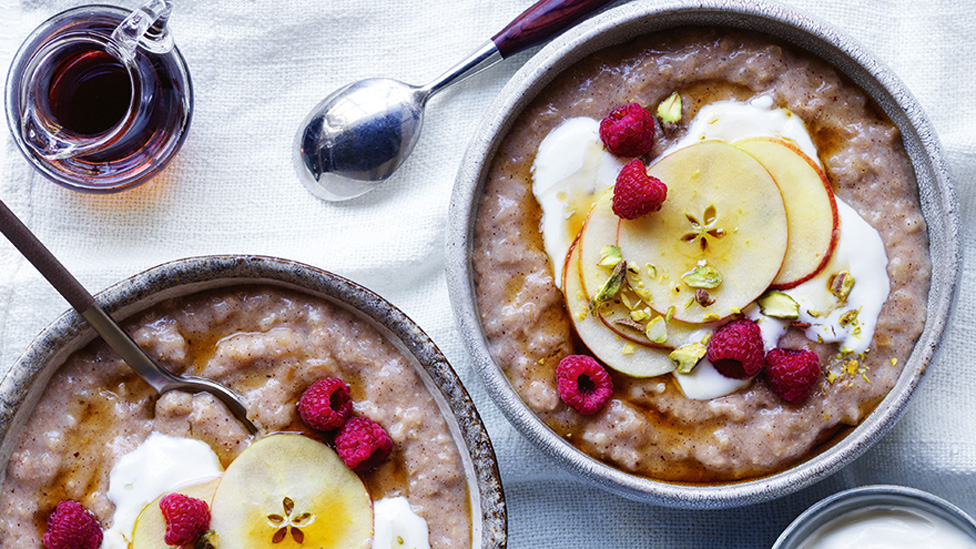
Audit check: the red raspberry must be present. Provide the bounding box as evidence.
[611,159,667,220]
[707,319,766,379]
[766,348,822,403]
[42,500,103,549]
[298,377,352,431]
[599,102,656,157]
[335,416,393,473]
[555,355,613,415]
[159,493,211,546]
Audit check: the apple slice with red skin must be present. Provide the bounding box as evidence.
[617,141,789,323]
[563,237,675,377]
[734,136,839,289]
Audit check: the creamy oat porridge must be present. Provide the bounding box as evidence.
[473,27,930,482]
[0,286,470,548]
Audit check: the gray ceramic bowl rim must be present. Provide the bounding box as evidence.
[773,485,976,547]
[446,0,960,508]
[0,255,506,548]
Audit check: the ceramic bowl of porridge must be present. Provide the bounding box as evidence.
[446,0,959,508]
[0,255,506,548]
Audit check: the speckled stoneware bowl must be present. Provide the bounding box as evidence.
[446,0,959,508]
[0,255,506,548]
[773,485,976,547]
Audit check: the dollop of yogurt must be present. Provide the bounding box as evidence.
[667,95,820,165]
[531,117,627,287]
[751,199,891,355]
[797,506,976,549]
[103,432,223,549]
[373,496,431,549]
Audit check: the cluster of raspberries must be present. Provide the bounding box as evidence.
[298,377,393,473]
[599,102,668,220]
[707,318,822,403]
[44,494,212,549]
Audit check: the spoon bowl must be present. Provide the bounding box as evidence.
[296,78,426,201]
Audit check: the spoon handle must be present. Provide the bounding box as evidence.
[492,0,616,58]
[0,199,95,312]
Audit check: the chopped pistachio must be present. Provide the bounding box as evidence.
[630,309,650,322]
[828,270,855,301]
[838,309,860,327]
[626,264,641,287]
[891,358,898,367]
[645,316,668,344]
[702,312,721,322]
[730,306,741,315]
[590,261,627,311]
[695,288,715,307]
[701,332,712,345]
[613,318,646,333]
[622,343,637,356]
[846,360,859,376]
[757,290,800,320]
[657,91,682,123]
[665,305,676,324]
[826,371,837,384]
[807,309,823,318]
[682,265,723,289]
[646,264,658,279]
[634,287,654,305]
[195,531,219,549]
[620,293,634,310]
[669,342,707,374]
[684,296,695,309]
[598,245,622,268]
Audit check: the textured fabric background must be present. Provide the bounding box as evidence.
[0,0,974,547]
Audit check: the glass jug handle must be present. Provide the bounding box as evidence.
[111,0,175,57]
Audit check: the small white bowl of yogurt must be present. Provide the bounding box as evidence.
[774,485,976,549]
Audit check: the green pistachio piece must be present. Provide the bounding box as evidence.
[590,260,627,311]
[682,265,723,289]
[195,531,219,549]
[645,316,668,344]
[669,342,707,374]
[757,290,800,320]
[657,92,682,123]
[665,305,676,324]
[598,245,622,268]
[829,271,855,301]
[839,309,860,327]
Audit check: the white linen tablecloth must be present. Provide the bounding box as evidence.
[1,0,974,546]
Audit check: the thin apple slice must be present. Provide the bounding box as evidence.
[735,136,839,288]
[130,478,221,549]
[576,188,620,301]
[617,141,788,323]
[563,238,675,377]
[209,433,373,549]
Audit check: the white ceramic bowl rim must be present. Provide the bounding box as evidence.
[446,0,960,508]
[0,255,507,547]
[772,485,976,547]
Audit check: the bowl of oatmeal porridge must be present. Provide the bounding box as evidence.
[0,255,506,548]
[447,0,959,507]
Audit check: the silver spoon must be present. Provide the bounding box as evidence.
[0,199,258,435]
[295,0,614,201]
